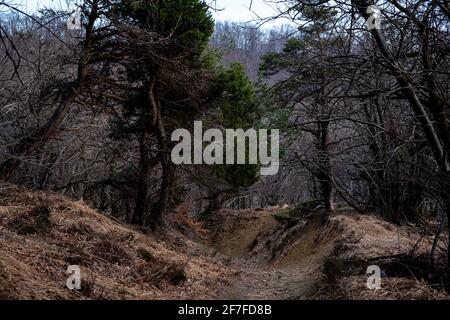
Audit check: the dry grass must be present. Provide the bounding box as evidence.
[212,207,450,300]
[1,181,449,300]
[0,182,235,300]
[310,212,450,300]
[320,275,450,300]
[170,205,209,241]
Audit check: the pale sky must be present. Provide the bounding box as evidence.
[13,0,290,27]
[210,0,288,25]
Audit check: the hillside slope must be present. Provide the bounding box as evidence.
[208,209,450,299]
[1,183,449,300]
[0,183,235,299]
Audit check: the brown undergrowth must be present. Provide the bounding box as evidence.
[0,182,235,300]
[1,182,449,300]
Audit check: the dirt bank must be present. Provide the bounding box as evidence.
[1,183,449,300]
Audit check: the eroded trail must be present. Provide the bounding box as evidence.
[220,264,317,300]
[207,209,331,300]
[203,208,446,300]
[1,183,447,300]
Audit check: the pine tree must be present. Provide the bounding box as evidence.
[113,0,214,228]
[213,63,259,190]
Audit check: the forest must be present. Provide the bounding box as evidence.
[1,0,450,302]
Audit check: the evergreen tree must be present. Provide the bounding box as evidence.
[213,63,259,190]
[113,0,214,228]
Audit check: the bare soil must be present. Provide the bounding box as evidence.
[1,182,449,300]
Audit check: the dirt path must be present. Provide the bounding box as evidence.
[1,183,447,300]
[208,209,321,300]
[220,261,317,299]
[206,208,450,301]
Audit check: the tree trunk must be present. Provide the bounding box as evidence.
[443,176,450,269]
[145,83,173,229]
[447,201,450,269]
[353,0,448,172]
[149,158,173,229]
[131,129,153,225]
[0,84,82,178]
[354,0,450,266]
[0,2,99,178]
[317,118,335,211]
